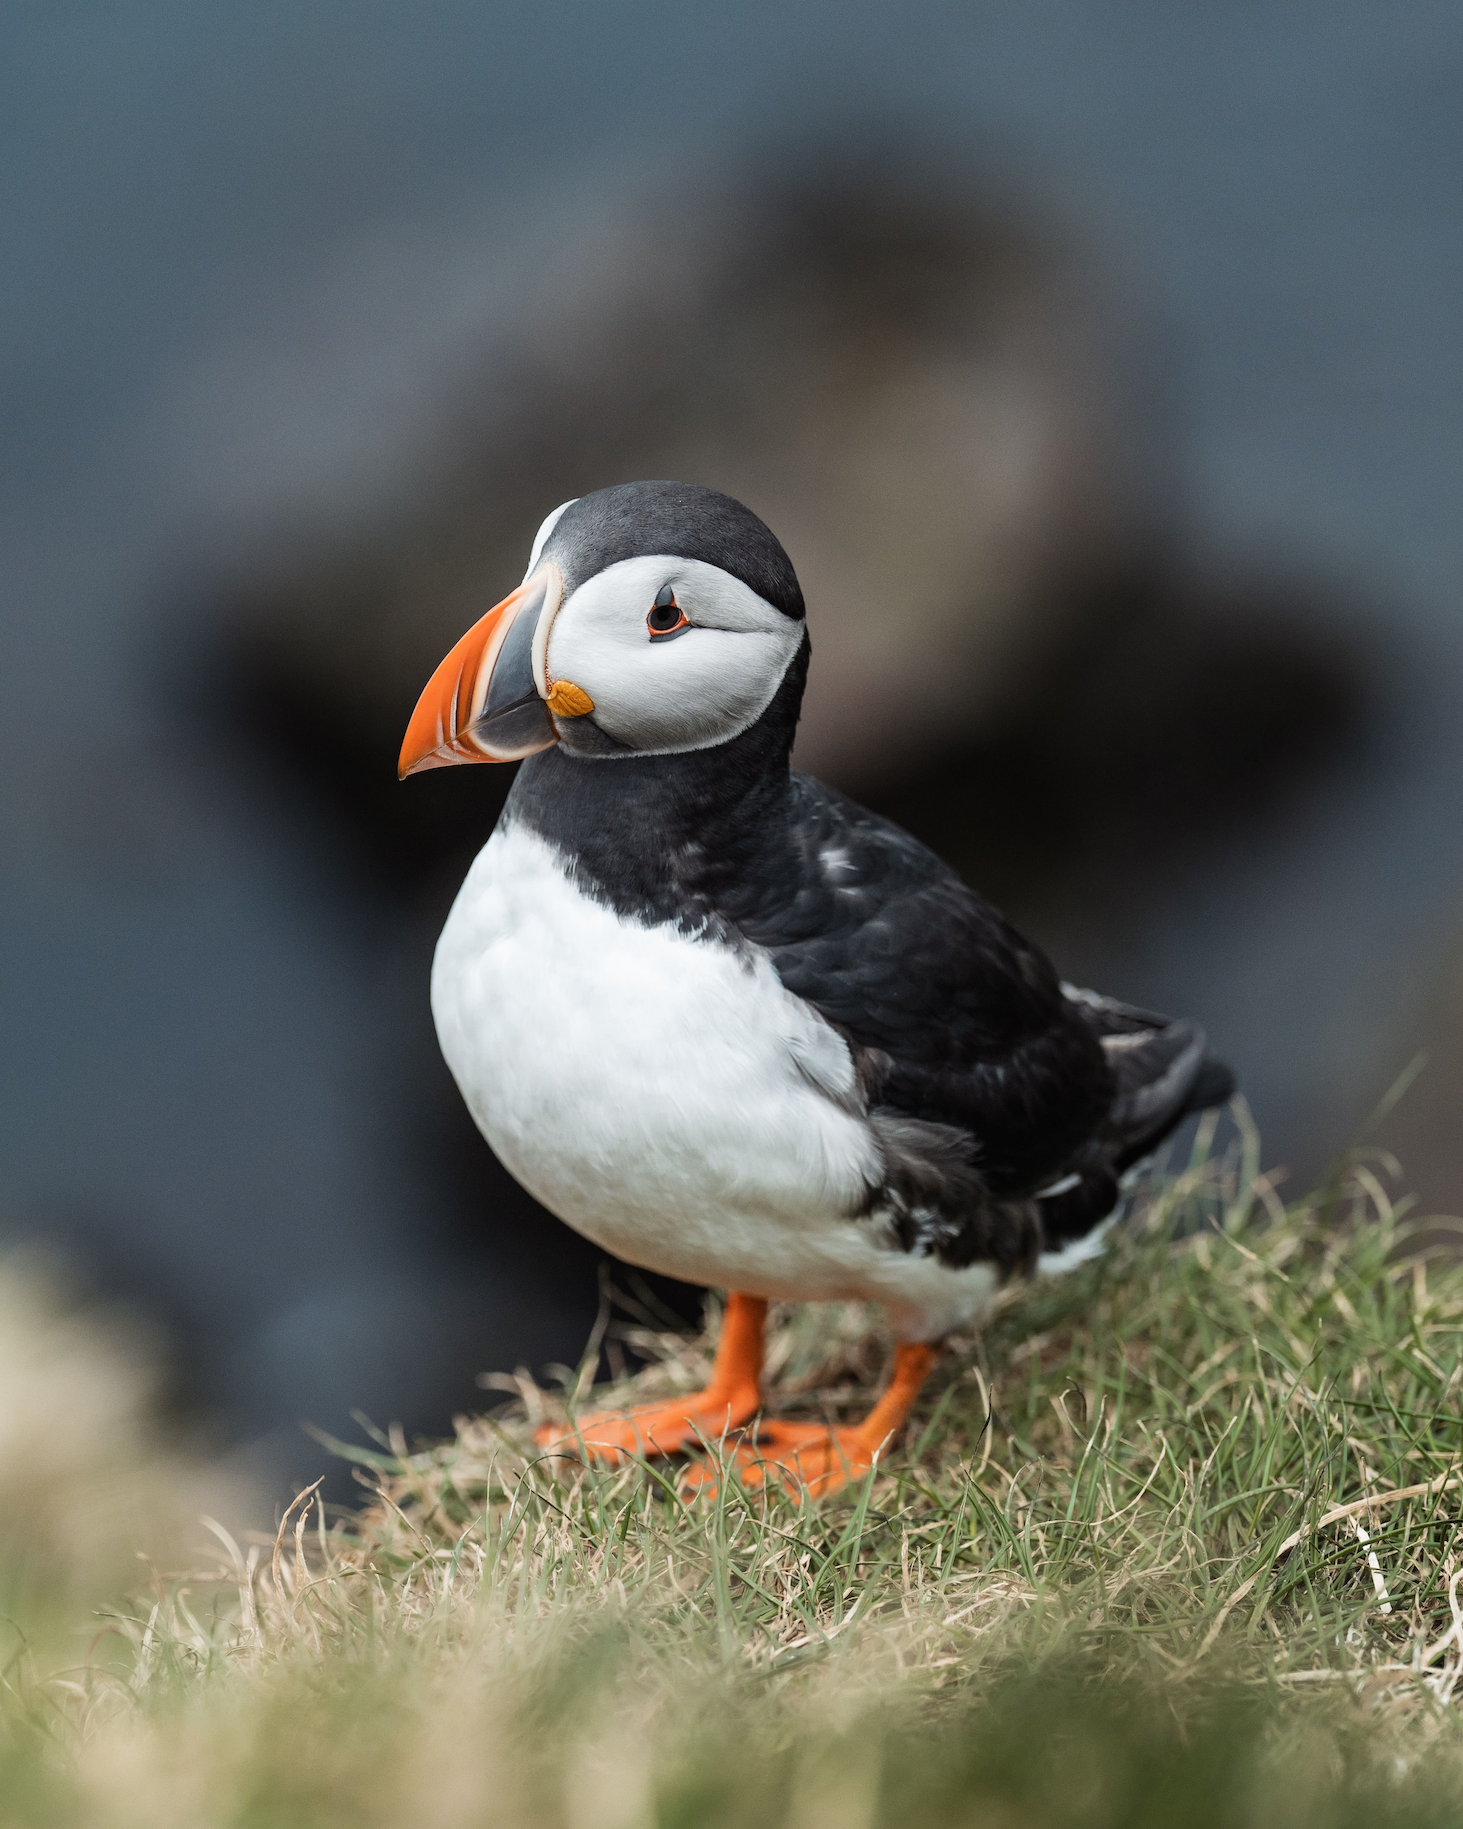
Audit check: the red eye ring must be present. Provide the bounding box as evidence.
[647,589,690,640]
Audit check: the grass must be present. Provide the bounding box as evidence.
[7,1114,1463,1824]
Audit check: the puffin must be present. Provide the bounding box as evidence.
[399,481,1234,1498]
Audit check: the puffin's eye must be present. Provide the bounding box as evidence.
[647,586,690,640]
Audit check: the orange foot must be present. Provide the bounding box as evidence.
[679,1420,880,1499]
[679,1342,938,1502]
[534,1385,760,1466]
[533,1293,766,1467]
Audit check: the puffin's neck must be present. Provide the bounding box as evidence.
[500,636,808,926]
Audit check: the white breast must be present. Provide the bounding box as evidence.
[431,822,1000,1338]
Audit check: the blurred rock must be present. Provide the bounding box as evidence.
[209,157,1370,916]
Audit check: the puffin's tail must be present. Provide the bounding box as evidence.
[1064,984,1236,1170]
[1034,985,1236,1256]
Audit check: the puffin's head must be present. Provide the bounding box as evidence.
[398,481,806,775]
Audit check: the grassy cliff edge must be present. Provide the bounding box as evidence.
[9,1119,1463,1826]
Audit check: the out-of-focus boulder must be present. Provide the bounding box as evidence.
[216,158,1367,917]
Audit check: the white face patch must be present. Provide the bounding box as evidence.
[543,553,803,756]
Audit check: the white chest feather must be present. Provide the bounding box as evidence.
[431,826,871,1284]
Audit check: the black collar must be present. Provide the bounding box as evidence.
[503,633,811,931]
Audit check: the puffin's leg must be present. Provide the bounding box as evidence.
[681,1341,937,1501]
[533,1292,766,1466]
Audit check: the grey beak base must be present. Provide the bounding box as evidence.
[474,572,556,757]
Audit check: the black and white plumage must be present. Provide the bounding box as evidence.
[403,481,1234,1483]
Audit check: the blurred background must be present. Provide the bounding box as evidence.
[3,2,1462,1502]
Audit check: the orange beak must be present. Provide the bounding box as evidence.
[398,565,573,777]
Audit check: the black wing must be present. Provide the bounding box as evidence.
[723,776,1233,1269]
[750,776,1112,1192]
